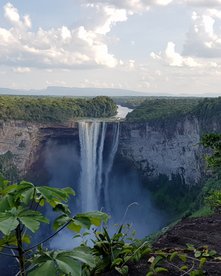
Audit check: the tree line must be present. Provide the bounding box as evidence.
[0,95,117,123]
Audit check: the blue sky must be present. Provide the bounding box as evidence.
[0,0,221,96]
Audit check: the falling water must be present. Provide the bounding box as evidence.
[78,121,119,212]
[104,123,120,211]
[79,121,101,211]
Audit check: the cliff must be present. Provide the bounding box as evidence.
[119,115,220,186]
[0,120,78,178]
[0,114,220,185]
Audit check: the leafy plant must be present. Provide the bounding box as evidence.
[89,224,149,275]
[0,176,108,275]
[205,190,221,213]
[145,244,219,276]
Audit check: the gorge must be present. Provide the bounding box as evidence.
[0,103,220,241]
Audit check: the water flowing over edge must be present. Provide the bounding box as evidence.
[78,121,119,212]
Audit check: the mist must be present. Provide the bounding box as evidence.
[33,122,169,250]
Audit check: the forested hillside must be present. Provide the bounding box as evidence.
[126,97,221,123]
[126,98,202,122]
[0,95,117,122]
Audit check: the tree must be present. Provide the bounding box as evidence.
[201,134,221,213]
[0,177,108,275]
[201,133,221,174]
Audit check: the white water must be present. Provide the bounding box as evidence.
[79,121,119,212]
[116,105,133,119]
[104,123,120,211]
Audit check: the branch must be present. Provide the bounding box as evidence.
[30,188,36,210]
[24,217,72,253]
[181,261,195,276]
[0,245,18,250]
[165,259,182,273]
[0,251,18,258]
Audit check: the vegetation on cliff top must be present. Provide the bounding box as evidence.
[125,97,221,123]
[126,97,201,122]
[0,95,117,122]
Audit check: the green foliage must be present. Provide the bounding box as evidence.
[146,174,200,215]
[88,224,148,275]
[201,133,221,173]
[205,191,221,213]
[190,206,213,218]
[28,246,95,276]
[0,95,117,122]
[0,177,108,275]
[194,97,221,129]
[0,151,19,182]
[197,133,221,215]
[145,244,219,276]
[126,98,201,122]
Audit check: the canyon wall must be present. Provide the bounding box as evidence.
[0,115,220,184]
[119,116,220,185]
[0,120,78,177]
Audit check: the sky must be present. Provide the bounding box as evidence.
[0,0,221,96]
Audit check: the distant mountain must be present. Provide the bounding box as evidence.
[0,87,217,97]
[0,86,151,97]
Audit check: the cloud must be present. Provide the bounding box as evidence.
[183,0,221,7]
[95,5,128,34]
[150,4,221,69]
[4,3,20,24]
[151,42,202,67]
[81,0,173,13]
[183,9,221,58]
[0,3,119,69]
[4,3,32,29]
[13,67,31,73]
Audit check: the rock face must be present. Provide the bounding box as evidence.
[0,121,40,176]
[0,120,78,177]
[119,116,219,185]
[0,116,219,184]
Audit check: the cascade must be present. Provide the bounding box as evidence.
[78,121,119,212]
[104,122,120,211]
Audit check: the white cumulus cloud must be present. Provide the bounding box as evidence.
[151,41,201,67]
[183,9,221,58]
[0,3,119,69]
[81,0,173,13]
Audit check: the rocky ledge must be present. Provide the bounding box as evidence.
[129,214,221,275]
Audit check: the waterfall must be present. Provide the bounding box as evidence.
[78,121,119,212]
[104,123,120,211]
[79,121,100,211]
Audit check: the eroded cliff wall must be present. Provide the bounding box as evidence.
[0,120,78,177]
[0,116,219,185]
[118,116,219,185]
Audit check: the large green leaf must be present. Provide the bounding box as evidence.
[37,186,75,205]
[56,258,81,276]
[0,208,49,235]
[0,212,19,235]
[14,182,75,210]
[75,211,109,227]
[53,211,109,233]
[68,246,96,267]
[53,215,87,233]
[20,217,41,233]
[67,219,87,232]
[0,194,15,212]
[19,209,49,233]
[28,248,95,276]
[28,260,58,276]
